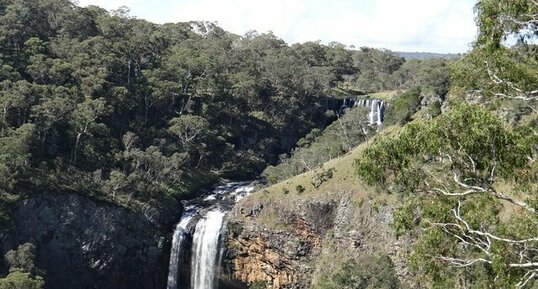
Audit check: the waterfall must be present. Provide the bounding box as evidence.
[377,101,384,125]
[166,182,255,289]
[368,99,377,124]
[356,98,384,126]
[167,206,198,289]
[191,210,225,289]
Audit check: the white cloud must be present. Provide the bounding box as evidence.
[75,0,478,53]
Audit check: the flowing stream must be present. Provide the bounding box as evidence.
[166,182,255,289]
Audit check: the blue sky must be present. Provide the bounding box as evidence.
[76,0,478,53]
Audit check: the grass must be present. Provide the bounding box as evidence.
[330,87,403,101]
[233,125,406,287]
[366,90,402,101]
[242,126,401,212]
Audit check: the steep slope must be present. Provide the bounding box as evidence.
[221,127,414,288]
[1,192,174,289]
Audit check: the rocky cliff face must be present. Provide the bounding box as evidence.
[221,189,413,289]
[1,193,177,289]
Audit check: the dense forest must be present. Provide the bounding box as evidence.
[0,0,450,221]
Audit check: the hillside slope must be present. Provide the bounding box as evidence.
[221,127,413,289]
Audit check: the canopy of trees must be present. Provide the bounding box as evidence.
[356,0,538,287]
[0,0,453,220]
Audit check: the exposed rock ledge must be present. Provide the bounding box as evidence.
[221,190,414,289]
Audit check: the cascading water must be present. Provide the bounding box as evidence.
[167,206,198,289]
[166,182,255,289]
[368,99,377,124]
[376,100,384,125]
[355,98,384,125]
[190,210,225,289]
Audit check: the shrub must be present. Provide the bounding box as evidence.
[312,255,401,289]
[311,168,335,188]
[427,100,442,117]
[295,185,305,194]
[384,87,422,126]
[0,243,45,289]
[249,281,266,289]
[0,270,44,289]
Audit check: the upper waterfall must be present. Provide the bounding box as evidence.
[354,97,385,125]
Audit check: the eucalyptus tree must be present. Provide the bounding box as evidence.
[355,1,538,287]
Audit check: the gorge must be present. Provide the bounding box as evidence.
[164,99,388,289]
[4,0,535,288]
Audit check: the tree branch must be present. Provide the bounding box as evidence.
[437,256,492,267]
[427,201,538,287]
[485,61,538,101]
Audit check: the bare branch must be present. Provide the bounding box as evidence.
[426,155,536,214]
[485,61,538,101]
[451,202,538,244]
[428,201,538,287]
[510,263,538,268]
[437,256,492,267]
[516,270,537,289]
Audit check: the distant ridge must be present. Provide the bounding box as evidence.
[396,51,460,60]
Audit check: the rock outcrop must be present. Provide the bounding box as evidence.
[1,193,177,289]
[221,190,413,289]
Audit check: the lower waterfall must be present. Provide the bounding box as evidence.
[166,182,255,289]
[191,210,225,289]
[167,206,198,289]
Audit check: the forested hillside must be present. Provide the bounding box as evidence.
[0,0,451,216]
[0,1,457,287]
[355,0,538,287]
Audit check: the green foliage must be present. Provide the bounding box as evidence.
[226,221,243,238]
[0,0,377,216]
[0,243,45,289]
[169,115,210,149]
[311,168,335,188]
[311,255,401,289]
[383,87,422,126]
[0,270,44,289]
[355,2,538,287]
[452,0,538,108]
[451,47,538,103]
[427,100,442,118]
[0,0,452,230]
[4,243,39,275]
[249,281,267,289]
[356,103,530,190]
[295,185,305,194]
[263,107,374,184]
[352,48,405,93]
[0,124,35,189]
[356,103,538,287]
[474,0,538,51]
[347,48,452,95]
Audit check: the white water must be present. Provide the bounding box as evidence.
[167,206,198,289]
[376,100,383,126]
[361,98,384,125]
[166,182,255,289]
[191,210,225,289]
